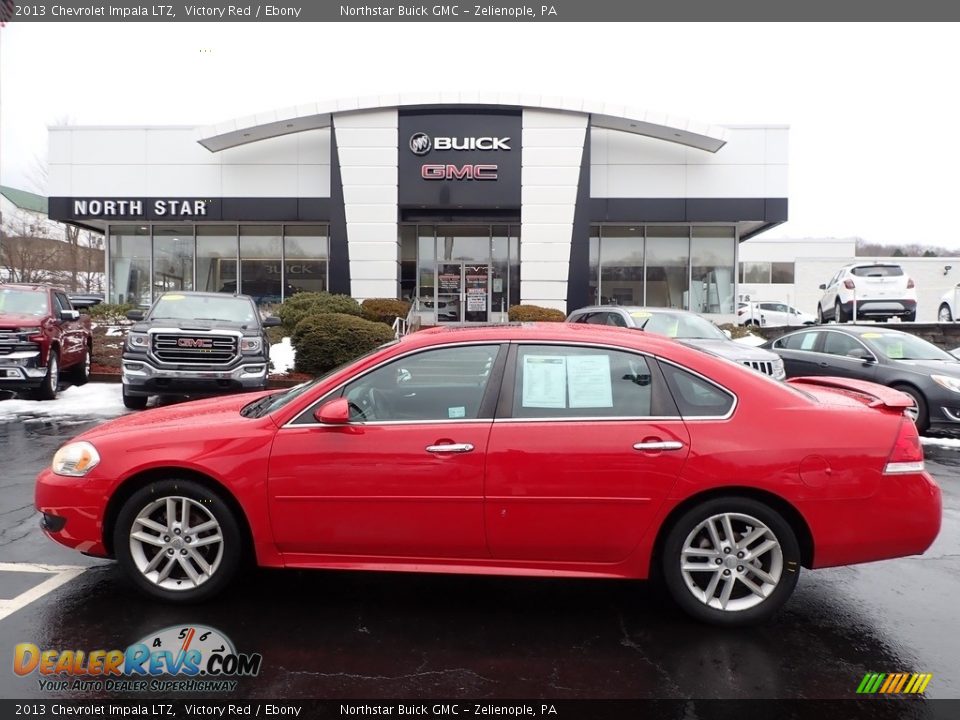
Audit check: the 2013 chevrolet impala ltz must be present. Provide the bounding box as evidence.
[36,324,941,624]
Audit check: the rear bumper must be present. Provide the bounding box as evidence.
[840,299,916,317]
[801,471,941,568]
[34,467,109,558]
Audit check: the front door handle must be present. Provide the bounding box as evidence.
[633,441,684,451]
[426,443,475,454]
[819,362,829,368]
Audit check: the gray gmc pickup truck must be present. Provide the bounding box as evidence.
[122,291,281,409]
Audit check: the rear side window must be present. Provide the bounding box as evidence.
[775,331,820,351]
[851,265,904,277]
[660,363,735,418]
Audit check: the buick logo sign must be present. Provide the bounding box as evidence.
[409,132,432,156]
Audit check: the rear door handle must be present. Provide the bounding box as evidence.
[633,441,684,451]
[819,362,829,368]
[426,443,474,454]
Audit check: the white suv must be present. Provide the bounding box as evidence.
[737,301,816,327]
[816,263,916,323]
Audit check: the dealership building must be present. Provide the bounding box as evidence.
[47,93,789,323]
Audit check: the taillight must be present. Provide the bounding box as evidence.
[884,419,924,474]
[907,278,915,289]
[843,279,856,290]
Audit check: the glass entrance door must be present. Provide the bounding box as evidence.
[436,263,490,323]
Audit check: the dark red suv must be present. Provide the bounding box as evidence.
[0,284,92,399]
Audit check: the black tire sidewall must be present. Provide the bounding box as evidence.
[892,384,927,434]
[114,479,242,603]
[662,496,801,626]
[122,388,149,409]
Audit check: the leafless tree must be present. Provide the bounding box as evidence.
[1,210,65,284]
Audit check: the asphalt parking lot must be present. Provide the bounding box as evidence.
[0,385,958,701]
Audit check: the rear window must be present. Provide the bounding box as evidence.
[851,265,904,277]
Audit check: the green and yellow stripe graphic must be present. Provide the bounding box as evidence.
[856,672,932,694]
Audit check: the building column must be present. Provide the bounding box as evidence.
[520,109,589,313]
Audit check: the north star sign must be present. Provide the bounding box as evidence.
[72,199,209,217]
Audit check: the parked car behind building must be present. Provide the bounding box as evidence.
[816,262,916,323]
[737,301,816,327]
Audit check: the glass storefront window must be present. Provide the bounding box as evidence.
[492,226,510,317]
[417,225,437,312]
[400,225,418,303]
[588,226,600,305]
[772,262,795,284]
[108,225,150,306]
[508,228,520,309]
[435,225,490,263]
[645,227,690,309]
[599,226,644,305]
[690,228,735,314]
[742,261,771,284]
[197,226,238,294]
[284,225,329,297]
[240,225,282,305]
[152,225,195,295]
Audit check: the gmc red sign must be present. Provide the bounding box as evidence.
[421,164,498,180]
[177,338,213,348]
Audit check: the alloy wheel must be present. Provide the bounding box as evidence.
[47,354,59,393]
[679,512,784,612]
[939,305,953,323]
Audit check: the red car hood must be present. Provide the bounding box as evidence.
[77,390,275,441]
[0,314,46,329]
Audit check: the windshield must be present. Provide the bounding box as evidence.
[0,288,48,316]
[149,294,257,323]
[243,340,401,418]
[862,332,954,361]
[634,311,727,340]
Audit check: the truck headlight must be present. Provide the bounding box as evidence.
[127,332,148,350]
[240,337,262,353]
[932,374,960,393]
[52,442,100,477]
[773,358,786,380]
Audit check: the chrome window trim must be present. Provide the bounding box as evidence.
[776,327,877,361]
[282,340,505,428]
[655,356,738,421]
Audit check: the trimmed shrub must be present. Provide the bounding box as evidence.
[361,298,411,326]
[277,292,362,333]
[507,304,566,322]
[292,312,396,375]
[85,303,135,325]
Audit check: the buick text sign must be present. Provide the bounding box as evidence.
[398,111,522,208]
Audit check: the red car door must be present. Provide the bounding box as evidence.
[267,344,504,560]
[484,344,690,563]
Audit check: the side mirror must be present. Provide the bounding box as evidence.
[262,316,282,327]
[126,309,144,321]
[847,348,876,363]
[314,397,351,424]
[59,309,80,321]
[818,284,826,290]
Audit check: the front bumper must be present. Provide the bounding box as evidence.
[122,357,269,396]
[0,350,47,388]
[35,467,109,557]
[802,470,941,569]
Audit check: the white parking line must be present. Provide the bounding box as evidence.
[0,562,87,622]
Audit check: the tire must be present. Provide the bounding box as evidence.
[122,387,149,410]
[835,300,847,324]
[816,305,824,324]
[892,384,928,434]
[66,344,91,386]
[662,496,801,625]
[938,304,953,323]
[114,479,243,603]
[35,350,59,401]
[904,312,917,323]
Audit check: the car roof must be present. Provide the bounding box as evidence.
[780,324,911,337]
[568,305,698,317]
[156,291,254,302]
[0,283,58,292]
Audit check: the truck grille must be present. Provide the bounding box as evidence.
[741,360,775,376]
[152,334,238,365]
[0,332,39,356]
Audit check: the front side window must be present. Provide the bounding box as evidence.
[341,345,501,422]
[823,332,866,357]
[512,345,658,419]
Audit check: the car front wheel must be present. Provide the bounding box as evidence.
[939,304,953,323]
[114,479,242,602]
[35,351,59,400]
[122,387,149,410]
[662,497,801,625]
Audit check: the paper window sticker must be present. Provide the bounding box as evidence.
[521,355,567,408]
[886,342,904,359]
[567,355,613,408]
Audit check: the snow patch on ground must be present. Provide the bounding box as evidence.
[921,436,960,449]
[270,337,296,375]
[0,384,128,423]
[733,334,768,347]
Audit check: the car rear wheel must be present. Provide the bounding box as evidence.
[904,311,917,323]
[662,497,801,625]
[66,345,91,386]
[939,304,953,323]
[122,387,149,410]
[892,384,928,434]
[114,479,242,602]
[816,305,824,324]
[35,351,59,401]
[835,300,847,324]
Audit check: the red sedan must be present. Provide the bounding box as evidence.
[36,324,941,624]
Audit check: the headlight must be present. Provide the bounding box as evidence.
[52,442,100,477]
[931,374,960,393]
[126,332,148,350]
[17,327,42,334]
[773,358,786,380]
[240,337,262,353]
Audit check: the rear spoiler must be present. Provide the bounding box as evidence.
[786,376,914,409]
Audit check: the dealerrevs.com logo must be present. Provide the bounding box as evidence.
[14,624,262,693]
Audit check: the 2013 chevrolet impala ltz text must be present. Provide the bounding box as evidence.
[36,324,941,625]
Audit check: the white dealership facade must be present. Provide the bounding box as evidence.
[47,93,789,323]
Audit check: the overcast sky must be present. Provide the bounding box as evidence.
[1,22,958,247]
